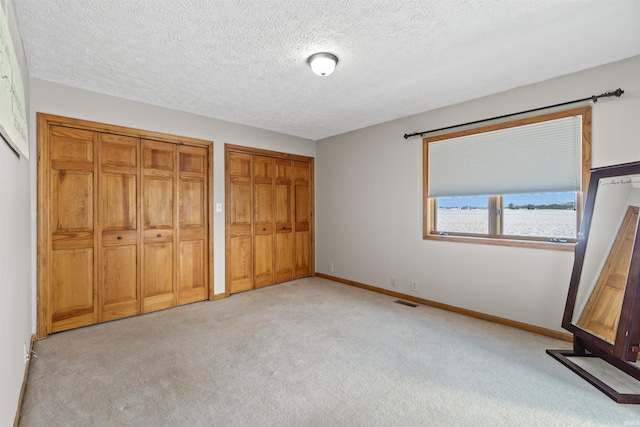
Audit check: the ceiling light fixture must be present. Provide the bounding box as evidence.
[307,52,338,77]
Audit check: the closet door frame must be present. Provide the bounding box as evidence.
[224,144,315,297]
[37,113,214,338]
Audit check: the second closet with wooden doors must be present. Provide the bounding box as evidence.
[226,145,314,294]
[38,113,212,338]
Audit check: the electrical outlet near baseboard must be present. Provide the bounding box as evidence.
[24,343,29,362]
[410,280,418,291]
[329,263,334,273]
[390,277,396,286]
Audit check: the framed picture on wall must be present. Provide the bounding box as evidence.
[0,2,28,158]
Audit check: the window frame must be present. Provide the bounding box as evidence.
[423,106,592,251]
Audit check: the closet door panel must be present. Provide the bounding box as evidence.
[295,186,309,222]
[102,174,137,230]
[50,126,94,167]
[254,156,274,288]
[101,244,138,321]
[142,140,176,313]
[180,151,206,174]
[228,152,253,293]
[98,134,140,322]
[275,233,294,283]
[51,170,94,234]
[144,177,173,228]
[102,138,137,169]
[180,179,205,226]
[179,240,205,291]
[143,144,174,171]
[178,146,208,304]
[143,241,174,311]
[50,249,95,332]
[274,159,293,283]
[295,231,310,277]
[229,236,252,292]
[254,231,274,288]
[48,126,98,333]
[294,161,311,278]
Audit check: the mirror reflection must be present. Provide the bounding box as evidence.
[571,173,640,343]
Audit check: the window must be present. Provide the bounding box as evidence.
[423,106,591,249]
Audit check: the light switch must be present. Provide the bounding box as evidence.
[216,203,222,212]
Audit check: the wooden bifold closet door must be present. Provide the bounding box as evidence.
[226,145,314,295]
[142,140,176,313]
[38,114,213,337]
[177,145,210,305]
[98,133,140,323]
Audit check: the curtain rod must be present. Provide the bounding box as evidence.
[403,88,624,140]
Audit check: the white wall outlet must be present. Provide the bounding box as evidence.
[24,343,29,362]
[215,203,222,213]
[410,280,418,291]
[390,277,396,286]
[329,263,334,273]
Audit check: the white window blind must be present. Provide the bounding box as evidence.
[428,115,582,198]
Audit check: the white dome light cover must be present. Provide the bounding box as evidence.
[307,52,338,76]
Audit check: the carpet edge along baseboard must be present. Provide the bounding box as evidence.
[15,333,36,427]
[315,273,572,343]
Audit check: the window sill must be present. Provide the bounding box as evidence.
[423,233,576,251]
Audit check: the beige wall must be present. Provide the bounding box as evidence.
[315,56,640,333]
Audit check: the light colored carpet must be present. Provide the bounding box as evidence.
[19,277,640,426]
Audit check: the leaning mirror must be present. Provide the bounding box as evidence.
[548,161,640,404]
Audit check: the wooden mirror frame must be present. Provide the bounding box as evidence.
[547,161,640,404]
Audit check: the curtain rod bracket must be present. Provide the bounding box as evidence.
[404,88,624,140]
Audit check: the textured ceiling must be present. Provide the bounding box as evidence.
[13,0,640,140]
